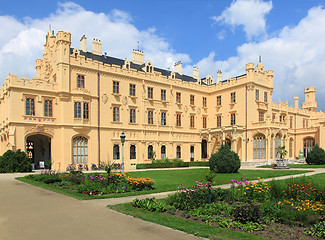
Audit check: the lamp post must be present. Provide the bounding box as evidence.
[120,132,126,175]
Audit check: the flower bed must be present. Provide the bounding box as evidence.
[131,177,325,239]
[26,170,155,196]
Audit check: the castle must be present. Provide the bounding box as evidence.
[0,30,324,170]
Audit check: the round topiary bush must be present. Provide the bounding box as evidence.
[0,149,32,173]
[209,143,241,173]
[306,144,325,165]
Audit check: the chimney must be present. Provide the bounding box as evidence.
[80,35,87,52]
[217,70,222,82]
[174,61,182,75]
[193,66,199,79]
[132,50,144,65]
[92,39,102,55]
[294,97,299,108]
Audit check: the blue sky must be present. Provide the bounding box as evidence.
[1,0,325,110]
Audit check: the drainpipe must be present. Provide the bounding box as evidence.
[245,84,248,161]
[97,71,101,165]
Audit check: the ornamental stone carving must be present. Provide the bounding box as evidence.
[25,125,54,137]
[102,94,108,104]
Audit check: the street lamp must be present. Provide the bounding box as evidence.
[120,132,126,175]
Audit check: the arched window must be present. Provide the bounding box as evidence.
[161,145,166,159]
[176,146,181,159]
[113,144,120,160]
[72,136,88,164]
[148,145,153,159]
[304,138,315,158]
[270,135,273,159]
[289,138,293,158]
[275,134,281,158]
[130,145,136,159]
[253,134,266,159]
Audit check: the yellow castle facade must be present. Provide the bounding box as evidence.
[0,30,324,170]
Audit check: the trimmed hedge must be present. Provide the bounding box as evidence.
[136,162,189,169]
[209,143,241,173]
[188,161,210,167]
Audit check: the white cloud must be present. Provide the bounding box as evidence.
[191,6,325,110]
[212,0,272,40]
[0,2,190,82]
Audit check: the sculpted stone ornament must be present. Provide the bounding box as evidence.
[184,105,188,113]
[25,125,54,137]
[122,96,128,105]
[102,94,108,104]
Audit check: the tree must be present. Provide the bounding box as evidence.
[209,143,241,173]
[306,144,325,165]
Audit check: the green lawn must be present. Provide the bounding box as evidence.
[257,164,325,169]
[128,168,311,191]
[17,168,311,200]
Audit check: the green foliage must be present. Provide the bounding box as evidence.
[209,144,241,173]
[276,146,287,159]
[0,149,32,173]
[304,220,325,238]
[306,144,325,165]
[232,203,261,223]
[136,158,189,169]
[188,161,210,167]
[132,198,166,212]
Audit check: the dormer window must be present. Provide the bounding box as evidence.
[123,59,130,70]
[170,72,175,79]
[145,61,153,73]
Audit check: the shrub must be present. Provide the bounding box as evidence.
[306,144,325,165]
[0,149,32,173]
[132,198,166,212]
[136,159,189,169]
[209,144,241,173]
[232,203,261,223]
[304,220,325,238]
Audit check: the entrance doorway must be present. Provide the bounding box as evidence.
[201,140,207,159]
[190,146,194,162]
[26,134,51,169]
[225,138,232,149]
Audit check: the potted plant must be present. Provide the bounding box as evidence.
[271,163,277,169]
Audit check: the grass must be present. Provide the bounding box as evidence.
[109,203,270,240]
[17,168,311,200]
[257,164,325,169]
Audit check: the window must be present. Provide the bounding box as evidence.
[77,75,84,88]
[275,134,281,157]
[113,144,120,160]
[264,92,268,102]
[113,81,119,94]
[26,98,35,116]
[304,138,315,158]
[231,113,236,125]
[190,115,195,128]
[161,145,166,159]
[83,102,89,120]
[272,114,276,121]
[74,102,81,118]
[217,115,221,127]
[161,112,166,125]
[176,113,181,127]
[130,145,136,159]
[72,136,88,164]
[259,111,264,122]
[148,145,153,159]
[148,110,153,124]
[113,107,119,122]
[176,92,181,103]
[203,97,207,108]
[44,99,52,117]
[253,134,266,159]
[129,84,136,96]
[289,139,293,158]
[290,116,293,128]
[148,87,153,99]
[203,116,207,128]
[270,136,273,159]
[161,89,166,101]
[231,92,236,103]
[176,146,181,159]
[190,95,195,105]
[255,89,259,101]
[130,108,136,123]
[216,95,221,106]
